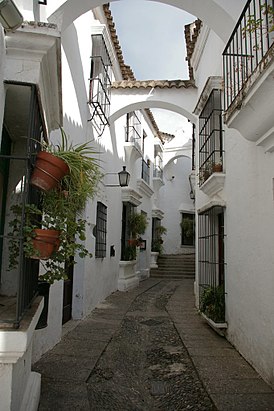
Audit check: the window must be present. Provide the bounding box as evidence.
[198,206,226,322]
[141,159,150,185]
[126,111,142,151]
[153,142,163,179]
[95,202,107,258]
[199,89,224,185]
[181,213,195,246]
[0,82,44,326]
[89,34,112,131]
[151,217,160,249]
[121,202,135,260]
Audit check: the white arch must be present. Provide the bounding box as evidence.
[48,0,245,42]
[109,87,198,124]
[164,145,192,166]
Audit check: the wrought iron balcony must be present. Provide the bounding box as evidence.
[223,0,274,112]
[125,125,142,152]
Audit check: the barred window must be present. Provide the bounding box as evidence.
[181,213,195,246]
[89,34,112,131]
[198,206,226,322]
[199,89,224,185]
[95,202,107,258]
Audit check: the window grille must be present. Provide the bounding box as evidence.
[152,217,161,244]
[181,213,195,246]
[141,159,150,185]
[0,82,44,327]
[153,150,163,179]
[198,206,226,321]
[95,202,107,258]
[121,202,135,260]
[126,112,142,151]
[199,89,224,185]
[89,34,112,131]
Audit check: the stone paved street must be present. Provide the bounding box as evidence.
[34,279,274,410]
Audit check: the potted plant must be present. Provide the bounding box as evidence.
[8,128,102,284]
[151,225,167,254]
[128,212,148,247]
[200,285,225,323]
[31,127,100,193]
[31,151,70,191]
[212,162,223,173]
[150,225,166,268]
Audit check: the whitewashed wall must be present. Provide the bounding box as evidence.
[193,21,274,387]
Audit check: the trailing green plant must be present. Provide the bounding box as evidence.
[200,285,225,323]
[43,127,102,210]
[124,245,137,261]
[8,128,102,283]
[155,225,167,236]
[7,202,93,284]
[242,4,274,39]
[151,239,163,254]
[128,212,148,238]
[8,204,42,269]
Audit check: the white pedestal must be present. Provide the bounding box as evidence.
[150,252,159,268]
[0,297,43,411]
[118,260,139,291]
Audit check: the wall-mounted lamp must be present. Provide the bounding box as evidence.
[105,166,130,187]
[0,0,23,31]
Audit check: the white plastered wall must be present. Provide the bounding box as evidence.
[193,20,274,387]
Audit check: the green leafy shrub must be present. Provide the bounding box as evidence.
[200,285,225,323]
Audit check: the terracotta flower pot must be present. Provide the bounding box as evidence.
[212,163,223,173]
[31,228,60,260]
[31,151,69,191]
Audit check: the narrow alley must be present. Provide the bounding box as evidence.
[34,279,274,411]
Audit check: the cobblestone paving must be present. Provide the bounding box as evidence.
[87,281,216,410]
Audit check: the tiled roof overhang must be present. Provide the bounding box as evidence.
[112,79,195,89]
[184,19,202,80]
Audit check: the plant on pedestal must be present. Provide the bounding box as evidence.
[151,225,167,254]
[124,212,148,260]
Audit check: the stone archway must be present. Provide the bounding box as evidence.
[48,0,244,42]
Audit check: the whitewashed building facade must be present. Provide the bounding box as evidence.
[0,0,274,409]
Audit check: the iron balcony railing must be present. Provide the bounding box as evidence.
[199,89,224,186]
[141,159,150,185]
[125,125,142,152]
[223,0,274,111]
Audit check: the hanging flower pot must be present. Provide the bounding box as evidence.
[128,238,138,247]
[31,228,60,260]
[31,151,69,191]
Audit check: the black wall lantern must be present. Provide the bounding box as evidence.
[118,166,130,187]
[105,166,130,187]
